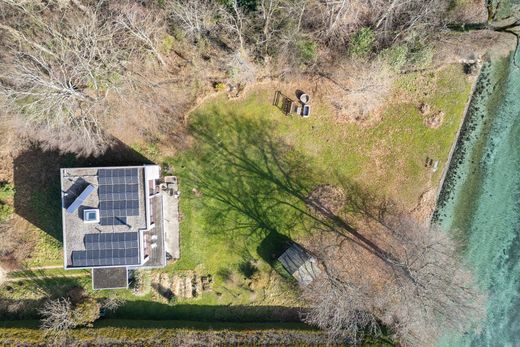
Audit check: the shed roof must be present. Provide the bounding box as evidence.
[278,244,321,285]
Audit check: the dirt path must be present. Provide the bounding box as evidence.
[5,272,86,283]
[2,264,86,283]
[1,264,63,274]
[19,265,63,271]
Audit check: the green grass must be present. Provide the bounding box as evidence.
[0,322,396,346]
[174,64,470,208]
[137,63,472,315]
[0,320,395,346]
[0,182,14,221]
[23,228,62,267]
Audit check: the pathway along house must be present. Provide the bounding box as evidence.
[60,165,178,289]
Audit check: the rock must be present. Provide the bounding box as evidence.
[419,103,431,115]
[424,111,445,129]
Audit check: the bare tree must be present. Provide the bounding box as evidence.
[39,298,76,333]
[0,0,175,155]
[298,0,367,50]
[380,221,485,346]
[303,266,381,343]
[116,3,167,66]
[167,0,220,42]
[38,296,100,345]
[372,0,447,42]
[321,59,394,122]
[303,219,485,346]
[0,1,138,155]
[101,296,126,312]
[255,0,286,56]
[220,0,247,51]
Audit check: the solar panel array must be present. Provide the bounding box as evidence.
[71,232,140,267]
[98,168,140,226]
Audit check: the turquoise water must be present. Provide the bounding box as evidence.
[437,47,520,346]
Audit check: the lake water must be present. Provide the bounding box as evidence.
[436,45,520,346]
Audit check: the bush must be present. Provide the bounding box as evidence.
[408,37,434,69]
[0,182,14,201]
[214,82,227,91]
[0,183,14,222]
[72,298,100,327]
[0,205,13,222]
[296,38,317,63]
[349,27,375,58]
[382,44,408,72]
[238,260,259,279]
[161,34,175,54]
[381,38,434,71]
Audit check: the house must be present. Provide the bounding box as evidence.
[60,165,178,289]
[278,243,321,286]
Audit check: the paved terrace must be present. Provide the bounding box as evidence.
[163,176,180,260]
[140,194,166,268]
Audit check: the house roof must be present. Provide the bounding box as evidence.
[61,166,168,270]
[61,166,148,269]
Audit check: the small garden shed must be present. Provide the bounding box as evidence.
[278,244,321,285]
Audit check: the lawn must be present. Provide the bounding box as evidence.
[162,63,472,290]
[1,63,473,323]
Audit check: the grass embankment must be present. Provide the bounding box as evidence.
[439,56,511,236]
[0,321,327,345]
[1,64,473,323]
[0,320,394,346]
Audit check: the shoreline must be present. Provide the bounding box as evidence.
[429,65,483,224]
[436,44,520,347]
[431,48,515,226]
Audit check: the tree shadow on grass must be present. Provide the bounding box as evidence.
[12,138,153,242]
[183,108,410,278]
[183,109,313,240]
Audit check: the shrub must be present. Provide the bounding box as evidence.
[161,35,175,54]
[296,38,317,63]
[72,297,100,327]
[217,268,232,282]
[349,27,375,58]
[407,37,434,69]
[382,44,408,72]
[0,182,14,201]
[0,183,14,222]
[101,297,126,313]
[0,205,13,222]
[238,260,259,279]
[381,38,434,71]
[214,82,227,91]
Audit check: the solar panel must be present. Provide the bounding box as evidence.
[71,232,140,267]
[84,232,137,250]
[99,216,127,226]
[97,168,140,225]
